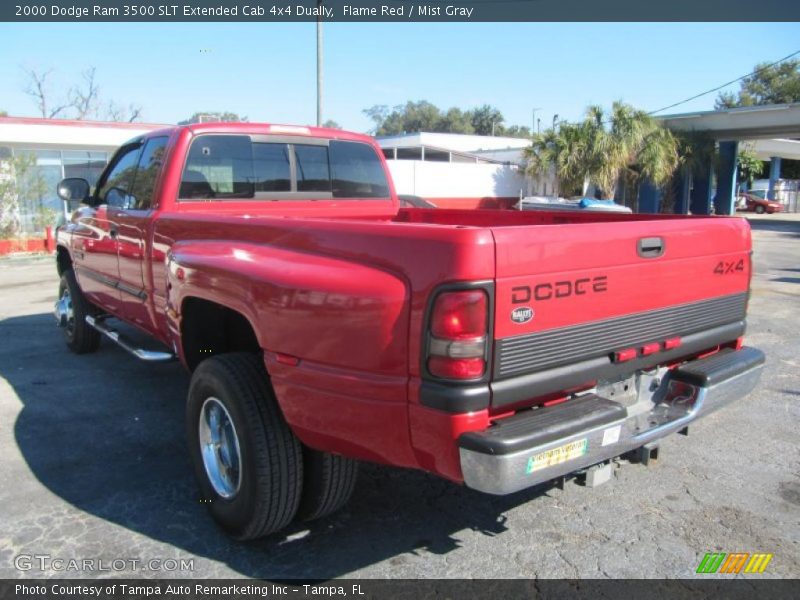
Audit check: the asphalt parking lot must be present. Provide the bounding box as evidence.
[0,213,798,580]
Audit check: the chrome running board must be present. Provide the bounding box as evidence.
[85,315,175,362]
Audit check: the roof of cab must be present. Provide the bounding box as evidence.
[177,121,376,144]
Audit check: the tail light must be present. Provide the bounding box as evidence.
[427,289,489,380]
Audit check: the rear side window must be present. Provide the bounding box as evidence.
[253,143,291,192]
[330,140,390,198]
[179,135,389,201]
[294,144,331,193]
[180,135,253,199]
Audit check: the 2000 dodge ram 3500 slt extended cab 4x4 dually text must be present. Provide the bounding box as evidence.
[53,123,764,539]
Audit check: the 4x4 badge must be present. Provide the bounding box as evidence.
[511,306,534,324]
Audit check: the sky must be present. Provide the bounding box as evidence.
[1,22,798,132]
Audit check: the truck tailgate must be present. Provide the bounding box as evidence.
[490,217,751,401]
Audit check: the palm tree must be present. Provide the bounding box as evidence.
[524,101,679,200]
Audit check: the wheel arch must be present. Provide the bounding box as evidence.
[180,296,262,371]
[56,245,72,276]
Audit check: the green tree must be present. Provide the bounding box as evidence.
[500,124,532,138]
[362,105,390,134]
[362,101,529,137]
[0,110,7,117]
[0,153,47,238]
[439,107,474,134]
[736,145,765,186]
[470,104,504,136]
[178,112,247,125]
[524,101,679,199]
[716,59,800,108]
[322,119,341,129]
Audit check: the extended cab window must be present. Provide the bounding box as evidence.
[180,135,254,199]
[253,143,291,192]
[330,140,390,198]
[294,144,331,193]
[179,135,389,201]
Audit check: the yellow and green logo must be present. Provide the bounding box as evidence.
[696,552,773,574]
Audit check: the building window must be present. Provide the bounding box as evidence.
[396,147,422,160]
[62,151,109,188]
[8,147,110,234]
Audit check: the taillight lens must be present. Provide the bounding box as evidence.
[427,290,488,380]
[431,291,487,340]
[428,356,485,379]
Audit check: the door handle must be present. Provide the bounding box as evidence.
[638,237,664,258]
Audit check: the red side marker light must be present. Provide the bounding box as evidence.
[641,342,661,356]
[664,337,682,350]
[614,348,637,362]
[275,353,299,366]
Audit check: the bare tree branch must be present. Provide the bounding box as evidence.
[70,67,100,119]
[126,104,142,123]
[23,66,141,122]
[23,68,69,119]
[105,101,143,123]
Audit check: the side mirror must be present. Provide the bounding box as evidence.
[57,178,91,204]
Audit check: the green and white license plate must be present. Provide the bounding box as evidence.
[526,438,588,474]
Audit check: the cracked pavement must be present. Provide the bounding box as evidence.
[0,213,798,579]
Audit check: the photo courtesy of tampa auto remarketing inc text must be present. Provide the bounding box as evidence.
[0,1,798,598]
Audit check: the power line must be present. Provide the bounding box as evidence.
[648,49,800,116]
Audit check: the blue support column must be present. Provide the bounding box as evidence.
[690,163,713,215]
[638,179,662,213]
[673,170,691,214]
[768,156,782,200]
[714,141,738,216]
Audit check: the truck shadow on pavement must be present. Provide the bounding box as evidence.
[745,216,800,237]
[3,312,554,579]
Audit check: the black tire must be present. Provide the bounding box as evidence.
[58,270,101,354]
[755,205,766,214]
[297,448,358,521]
[186,353,302,539]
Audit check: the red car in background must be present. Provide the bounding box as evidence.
[737,192,784,214]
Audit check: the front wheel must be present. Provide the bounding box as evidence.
[186,353,302,539]
[57,270,100,354]
[755,205,766,214]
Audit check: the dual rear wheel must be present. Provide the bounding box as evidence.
[186,353,358,540]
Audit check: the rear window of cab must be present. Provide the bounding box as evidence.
[178,134,390,201]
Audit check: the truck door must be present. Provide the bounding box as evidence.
[71,141,142,315]
[111,135,169,330]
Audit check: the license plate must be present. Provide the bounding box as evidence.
[526,438,588,474]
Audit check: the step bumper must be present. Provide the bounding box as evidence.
[458,347,765,495]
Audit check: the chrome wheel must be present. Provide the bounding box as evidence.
[198,397,242,499]
[55,288,75,335]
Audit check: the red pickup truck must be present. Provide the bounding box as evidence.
[53,123,764,539]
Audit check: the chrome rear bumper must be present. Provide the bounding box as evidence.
[459,347,765,495]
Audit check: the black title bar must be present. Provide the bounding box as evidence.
[3,0,800,22]
[3,579,800,600]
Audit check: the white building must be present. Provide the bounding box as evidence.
[0,116,163,203]
[376,132,544,209]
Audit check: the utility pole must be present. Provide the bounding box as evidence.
[537,118,541,134]
[316,1,323,126]
[531,107,541,138]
